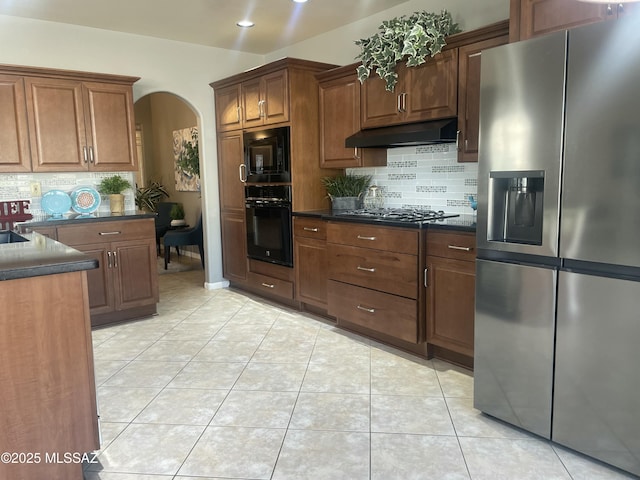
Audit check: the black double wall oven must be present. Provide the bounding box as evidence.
[242,126,293,268]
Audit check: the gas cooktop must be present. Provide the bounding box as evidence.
[334,208,459,223]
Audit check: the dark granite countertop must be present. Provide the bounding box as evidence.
[0,232,98,281]
[293,210,477,233]
[18,210,155,230]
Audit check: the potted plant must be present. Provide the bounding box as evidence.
[322,174,372,210]
[97,175,131,214]
[355,10,460,91]
[135,180,169,212]
[169,203,186,226]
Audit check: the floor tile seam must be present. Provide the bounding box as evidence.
[95,359,135,387]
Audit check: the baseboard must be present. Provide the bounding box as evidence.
[205,280,229,290]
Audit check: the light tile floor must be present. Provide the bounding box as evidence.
[84,267,636,480]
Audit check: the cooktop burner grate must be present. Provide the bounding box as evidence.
[335,208,459,223]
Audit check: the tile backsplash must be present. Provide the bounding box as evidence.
[0,172,137,220]
[346,144,478,214]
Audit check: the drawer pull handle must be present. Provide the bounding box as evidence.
[357,266,376,273]
[303,227,319,232]
[357,305,376,314]
[448,245,472,252]
[357,235,376,241]
[261,282,276,289]
[99,231,122,236]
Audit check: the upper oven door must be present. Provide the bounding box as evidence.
[243,126,290,183]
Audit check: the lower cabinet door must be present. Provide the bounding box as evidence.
[112,238,159,311]
[426,255,476,357]
[71,242,114,315]
[327,280,418,343]
[221,211,248,283]
[295,235,327,308]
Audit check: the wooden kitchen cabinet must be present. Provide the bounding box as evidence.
[217,131,245,212]
[242,69,289,128]
[509,0,633,42]
[214,84,242,132]
[316,64,386,169]
[220,211,248,285]
[55,218,158,326]
[294,216,328,309]
[0,74,31,172]
[360,49,458,129]
[212,58,340,292]
[0,270,99,480]
[327,221,422,345]
[25,77,138,172]
[456,28,509,162]
[425,230,476,364]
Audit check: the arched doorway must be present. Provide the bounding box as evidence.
[134,92,202,231]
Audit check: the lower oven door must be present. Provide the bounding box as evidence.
[245,202,293,267]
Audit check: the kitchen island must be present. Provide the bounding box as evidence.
[0,232,100,480]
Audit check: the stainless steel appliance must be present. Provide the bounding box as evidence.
[242,126,290,183]
[475,18,640,476]
[245,185,293,267]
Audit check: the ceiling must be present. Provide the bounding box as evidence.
[0,0,410,54]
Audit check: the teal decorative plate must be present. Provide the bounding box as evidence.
[42,190,72,219]
[71,186,101,214]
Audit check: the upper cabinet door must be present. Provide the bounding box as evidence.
[0,75,31,172]
[513,0,611,41]
[457,35,508,162]
[318,66,386,168]
[215,84,242,132]
[360,68,404,129]
[241,77,263,128]
[83,82,137,172]
[25,77,87,172]
[262,69,289,126]
[403,49,458,123]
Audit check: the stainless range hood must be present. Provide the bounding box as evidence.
[345,118,458,148]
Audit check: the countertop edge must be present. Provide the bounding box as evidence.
[293,210,477,233]
[0,232,99,281]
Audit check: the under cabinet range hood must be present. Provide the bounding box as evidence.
[345,118,458,148]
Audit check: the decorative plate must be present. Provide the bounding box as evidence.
[71,186,101,214]
[42,190,72,219]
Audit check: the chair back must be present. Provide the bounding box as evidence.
[156,202,176,228]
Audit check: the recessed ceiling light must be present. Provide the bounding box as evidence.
[236,20,255,28]
[292,0,308,3]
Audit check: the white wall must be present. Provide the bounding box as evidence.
[0,14,263,289]
[265,0,509,65]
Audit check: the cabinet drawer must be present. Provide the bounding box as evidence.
[328,280,418,343]
[426,230,476,261]
[248,272,294,300]
[294,217,327,240]
[328,244,418,299]
[327,222,418,254]
[57,219,155,246]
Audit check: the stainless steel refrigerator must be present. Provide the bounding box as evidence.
[475,18,640,476]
